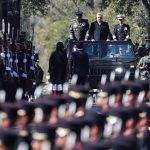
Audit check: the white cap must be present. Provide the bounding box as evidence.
[117,14,125,19]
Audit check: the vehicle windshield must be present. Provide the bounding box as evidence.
[81,42,135,59]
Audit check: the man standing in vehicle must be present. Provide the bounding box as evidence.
[88,13,111,41]
[113,14,130,41]
[69,11,89,41]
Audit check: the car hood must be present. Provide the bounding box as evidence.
[89,57,136,65]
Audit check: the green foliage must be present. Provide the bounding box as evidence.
[21,0,150,79]
[22,0,49,16]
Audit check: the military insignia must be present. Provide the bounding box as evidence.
[81,23,86,26]
[124,27,127,30]
[73,23,78,28]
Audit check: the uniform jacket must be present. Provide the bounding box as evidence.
[89,21,110,41]
[113,24,130,40]
[137,55,150,69]
[71,49,89,78]
[137,55,150,80]
[70,19,89,41]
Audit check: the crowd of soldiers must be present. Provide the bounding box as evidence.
[1,10,150,150]
[0,76,150,150]
[0,32,44,102]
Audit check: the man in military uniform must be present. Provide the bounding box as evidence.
[69,11,89,41]
[113,14,130,41]
[137,47,150,80]
[70,42,89,85]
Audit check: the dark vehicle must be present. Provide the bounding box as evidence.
[65,40,137,88]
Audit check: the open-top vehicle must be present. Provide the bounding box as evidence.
[65,40,137,88]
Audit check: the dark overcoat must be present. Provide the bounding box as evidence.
[48,50,67,84]
[89,21,110,41]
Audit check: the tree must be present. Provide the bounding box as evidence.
[141,0,150,36]
[20,0,150,78]
[21,0,50,16]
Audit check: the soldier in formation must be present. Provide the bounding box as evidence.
[0,32,44,102]
[137,47,150,80]
[0,73,150,150]
[70,42,89,85]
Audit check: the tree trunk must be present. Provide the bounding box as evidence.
[142,0,150,37]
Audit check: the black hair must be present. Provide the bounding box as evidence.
[56,42,64,51]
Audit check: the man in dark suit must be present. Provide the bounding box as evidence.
[88,13,111,41]
[69,11,89,41]
[113,14,130,41]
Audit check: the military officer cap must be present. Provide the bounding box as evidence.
[56,120,71,137]
[16,35,26,45]
[110,137,137,150]
[98,83,117,97]
[138,105,150,119]
[134,80,150,93]
[122,107,140,121]
[106,107,129,123]
[40,94,68,106]
[75,11,83,16]
[106,107,140,124]
[117,14,125,20]
[0,103,18,120]
[32,98,63,124]
[110,81,127,94]
[114,135,138,150]
[121,81,142,95]
[68,84,89,100]
[17,102,35,117]
[30,123,56,141]
[57,117,84,137]
[84,109,106,126]
[84,140,110,150]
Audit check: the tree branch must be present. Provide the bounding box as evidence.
[142,0,150,16]
[48,0,67,16]
[72,0,80,10]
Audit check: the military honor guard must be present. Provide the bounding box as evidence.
[113,14,130,41]
[69,11,89,41]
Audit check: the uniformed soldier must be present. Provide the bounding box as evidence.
[137,47,150,80]
[70,42,89,85]
[30,123,56,150]
[113,14,130,41]
[0,129,18,150]
[0,103,17,128]
[69,11,89,41]
[84,109,106,143]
